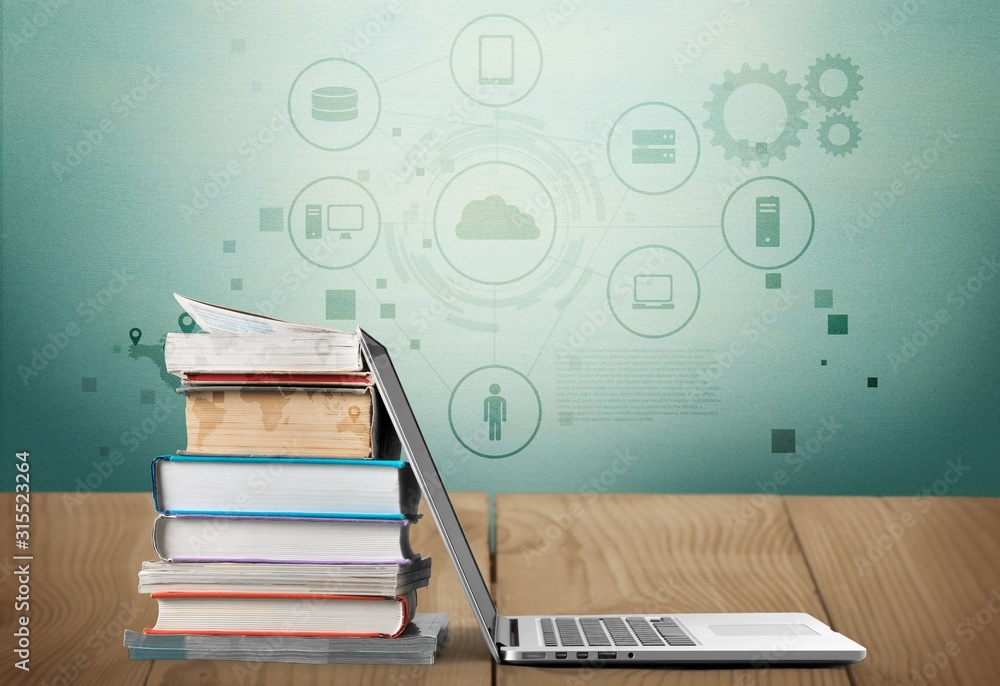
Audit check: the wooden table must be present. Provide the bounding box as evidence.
[3,493,999,685]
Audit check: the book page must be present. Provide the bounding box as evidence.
[174,293,342,334]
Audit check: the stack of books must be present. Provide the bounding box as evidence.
[124,295,446,664]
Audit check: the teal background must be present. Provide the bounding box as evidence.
[2,1,998,496]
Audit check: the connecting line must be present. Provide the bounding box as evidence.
[377,56,449,84]
[492,286,497,364]
[350,267,454,393]
[381,109,494,129]
[525,189,630,376]
[375,126,446,187]
[697,246,729,273]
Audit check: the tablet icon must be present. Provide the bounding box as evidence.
[479,35,514,85]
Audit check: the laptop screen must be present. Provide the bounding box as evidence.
[358,329,500,648]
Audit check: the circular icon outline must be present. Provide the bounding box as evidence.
[606,102,701,196]
[721,176,815,270]
[288,58,382,152]
[433,160,557,286]
[287,176,382,270]
[448,364,542,459]
[449,14,543,109]
[606,245,702,338]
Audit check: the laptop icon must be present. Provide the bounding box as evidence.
[358,329,867,666]
[632,274,674,310]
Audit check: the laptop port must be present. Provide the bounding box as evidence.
[576,652,589,660]
[555,652,568,659]
[598,651,616,660]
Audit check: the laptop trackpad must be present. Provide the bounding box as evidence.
[708,624,818,637]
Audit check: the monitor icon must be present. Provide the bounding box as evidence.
[327,204,365,239]
[632,274,674,310]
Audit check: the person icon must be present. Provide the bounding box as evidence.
[483,383,507,441]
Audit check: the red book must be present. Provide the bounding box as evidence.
[182,372,372,386]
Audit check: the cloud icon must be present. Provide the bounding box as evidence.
[455,195,540,240]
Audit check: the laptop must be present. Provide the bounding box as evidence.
[358,329,867,666]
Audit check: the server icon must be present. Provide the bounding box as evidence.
[631,129,676,164]
[305,204,323,239]
[755,196,780,247]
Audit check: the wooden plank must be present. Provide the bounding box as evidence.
[143,491,492,686]
[786,496,1000,686]
[495,493,850,686]
[1,492,158,686]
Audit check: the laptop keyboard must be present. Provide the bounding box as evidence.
[539,616,695,648]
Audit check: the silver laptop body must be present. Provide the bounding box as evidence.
[358,329,866,666]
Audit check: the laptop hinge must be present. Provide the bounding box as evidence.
[495,615,516,648]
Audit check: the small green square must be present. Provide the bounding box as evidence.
[376,278,387,289]
[230,278,243,290]
[415,167,425,177]
[821,359,828,366]
[392,127,402,137]
[82,377,97,392]
[765,273,781,289]
[380,303,396,319]
[140,389,155,404]
[326,290,356,320]
[756,141,768,155]
[99,446,110,456]
[259,207,283,231]
[771,429,796,454]
[815,289,834,308]
[223,240,236,253]
[868,377,878,388]
[423,238,432,248]
[410,339,421,350]
[828,314,848,335]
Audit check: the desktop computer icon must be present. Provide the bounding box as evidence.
[756,196,780,247]
[632,274,674,310]
[327,204,365,239]
[305,204,323,239]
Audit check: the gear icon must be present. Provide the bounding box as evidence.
[818,112,861,156]
[805,54,863,111]
[704,63,809,167]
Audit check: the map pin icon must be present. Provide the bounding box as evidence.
[178,313,196,334]
[129,328,142,346]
